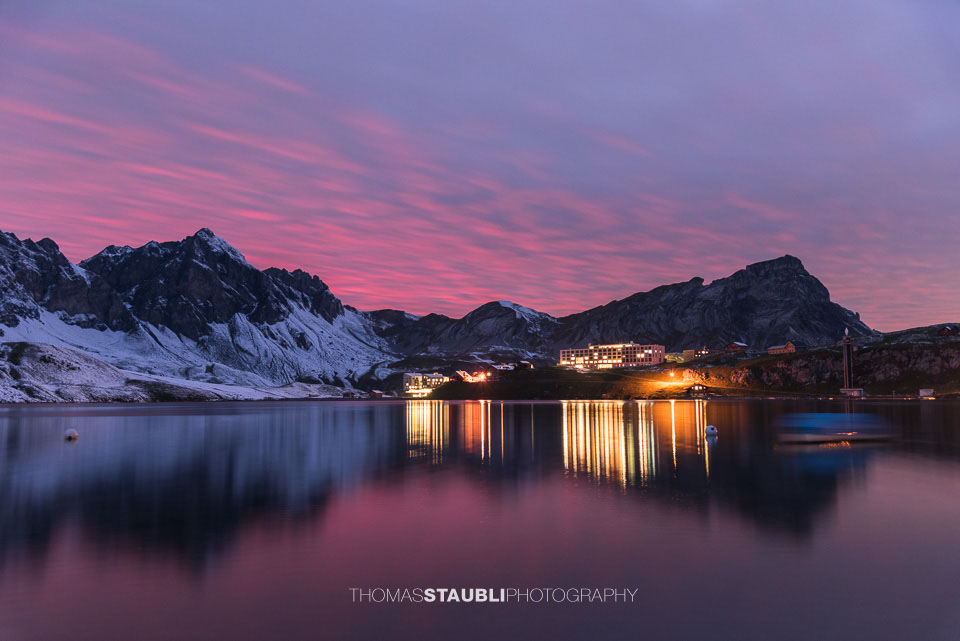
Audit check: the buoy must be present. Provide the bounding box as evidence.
[64,429,79,441]
[705,425,718,436]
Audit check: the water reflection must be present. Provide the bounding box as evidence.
[554,400,715,488]
[460,399,491,460]
[398,399,905,537]
[0,400,958,571]
[562,401,630,486]
[405,400,449,463]
[0,404,403,569]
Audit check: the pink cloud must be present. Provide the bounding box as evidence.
[0,9,955,333]
[237,65,309,95]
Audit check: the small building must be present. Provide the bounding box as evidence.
[682,347,714,361]
[919,388,935,398]
[937,326,959,337]
[402,372,449,398]
[768,340,809,355]
[559,342,665,370]
[767,341,795,355]
[492,363,515,371]
[686,383,710,398]
[767,342,794,355]
[840,387,865,398]
[725,342,748,353]
[516,360,534,370]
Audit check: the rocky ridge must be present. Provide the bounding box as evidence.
[0,227,879,397]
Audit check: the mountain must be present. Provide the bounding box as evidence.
[369,301,558,359]
[79,229,346,340]
[0,227,876,398]
[366,256,871,358]
[2,229,393,390]
[550,255,869,352]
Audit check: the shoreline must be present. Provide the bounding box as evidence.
[1,394,955,409]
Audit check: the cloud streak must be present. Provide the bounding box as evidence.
[0,1,958,331]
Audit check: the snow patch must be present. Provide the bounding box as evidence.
[496,300,557,323]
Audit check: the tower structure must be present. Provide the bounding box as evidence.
[841,328,854,389]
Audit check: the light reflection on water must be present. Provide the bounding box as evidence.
[0,399,959,641]
[558,400,713,487]
[405,399,711,489]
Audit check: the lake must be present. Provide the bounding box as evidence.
[0,399,959,641]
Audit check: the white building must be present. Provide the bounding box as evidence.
[402,372,449,398]
[559,343,665,370]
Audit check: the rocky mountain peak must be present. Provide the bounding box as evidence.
[465,300,552,321]
[184,228,249,264]
[0,230,134,331]
[745,254,805,273]
[80,231,292,340]
[718,254,830,303]
[263,267,343,322]
[34,237,61,254]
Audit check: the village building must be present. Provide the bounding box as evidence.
[682,346,715,361]
[767,341,803,355]
[455,370,490,383]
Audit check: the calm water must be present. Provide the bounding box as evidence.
[1,399,959,641]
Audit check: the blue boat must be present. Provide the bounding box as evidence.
[777,413,896,444]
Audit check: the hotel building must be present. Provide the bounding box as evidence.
[559,343,666,369]
[402,372,449,398]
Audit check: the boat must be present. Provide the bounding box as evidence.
[777,413,896,444]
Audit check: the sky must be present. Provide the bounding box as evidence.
[0,0,958,331]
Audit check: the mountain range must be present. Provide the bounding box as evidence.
[0,227,872,396]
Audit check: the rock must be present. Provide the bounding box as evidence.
[548,255,871,353]
[368,256,874,359]
[80,229,308,341]
[0,231,135,331]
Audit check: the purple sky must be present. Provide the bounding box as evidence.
[0,0,958,330]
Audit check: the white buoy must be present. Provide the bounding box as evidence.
[705,425,718,436]
[64,429,79,441]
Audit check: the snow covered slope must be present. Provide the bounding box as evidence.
[0,342,347,402]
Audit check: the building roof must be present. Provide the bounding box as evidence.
[768,340,808,350]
